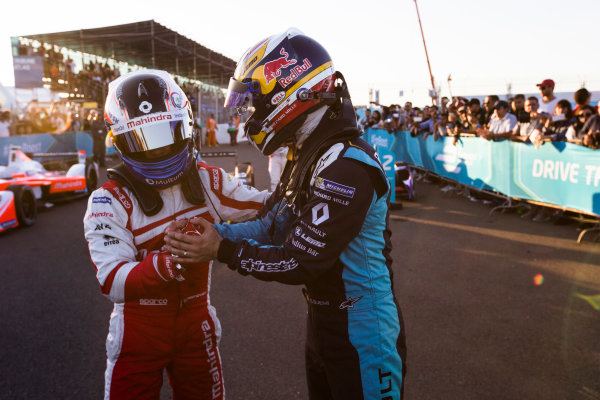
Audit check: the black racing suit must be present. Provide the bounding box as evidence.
[216,131,407,399]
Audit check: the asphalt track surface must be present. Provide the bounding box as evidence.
[1,142,599,400]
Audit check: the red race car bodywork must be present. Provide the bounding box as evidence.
[0,147,98,232]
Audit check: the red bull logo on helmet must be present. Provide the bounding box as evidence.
[278,58,312,88]
[263,47,297,85]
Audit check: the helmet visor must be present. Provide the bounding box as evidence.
[110,109,191,156]
[224,78,257,115]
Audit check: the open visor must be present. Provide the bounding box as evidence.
[110,110,191,156]
[223,78,257,114]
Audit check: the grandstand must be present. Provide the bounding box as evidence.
[10,20,236,134]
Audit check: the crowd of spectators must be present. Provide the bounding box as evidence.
[36,42,226,117]
[360,78,600,150]
[19,43,117,106]
[5,41,230,136]
[359,78,600,223]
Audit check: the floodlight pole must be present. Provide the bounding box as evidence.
[413,0,436,105]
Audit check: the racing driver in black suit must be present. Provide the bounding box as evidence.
[164,28,407,400]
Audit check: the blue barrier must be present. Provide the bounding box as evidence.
[365,129,397,203]
[0,132,115,164]
[365,129,600,216]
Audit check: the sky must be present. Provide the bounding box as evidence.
[2,0,600,106]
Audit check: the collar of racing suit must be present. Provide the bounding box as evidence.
[107,162,206,216]
[279,96,361,208]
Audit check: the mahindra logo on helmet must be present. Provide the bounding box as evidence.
[126,113,173,129]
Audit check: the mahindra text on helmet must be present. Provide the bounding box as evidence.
[104,70,195,188]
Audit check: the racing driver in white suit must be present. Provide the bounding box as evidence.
[83,70,269,400]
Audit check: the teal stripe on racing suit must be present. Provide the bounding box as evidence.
[215,137,406,399]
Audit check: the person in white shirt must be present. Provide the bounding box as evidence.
[536,78,559,116]
[477,100,517,140]
[511,97,544,143]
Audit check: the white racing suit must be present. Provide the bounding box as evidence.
[268,147,289,191]
[84,162,269,400]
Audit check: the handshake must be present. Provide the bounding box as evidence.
[162,217,223,265]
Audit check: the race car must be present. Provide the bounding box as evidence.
[0,146,98,232]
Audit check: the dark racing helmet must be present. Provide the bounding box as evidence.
[104,70,195,188]
[224,28,337,155]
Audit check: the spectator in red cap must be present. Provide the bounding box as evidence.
[536,79,559,116]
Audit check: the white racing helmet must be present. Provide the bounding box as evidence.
[104,70,195,187]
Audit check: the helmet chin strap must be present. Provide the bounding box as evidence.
[279,95,359,206]
[297,71,351,106]
[292,71,353,153]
